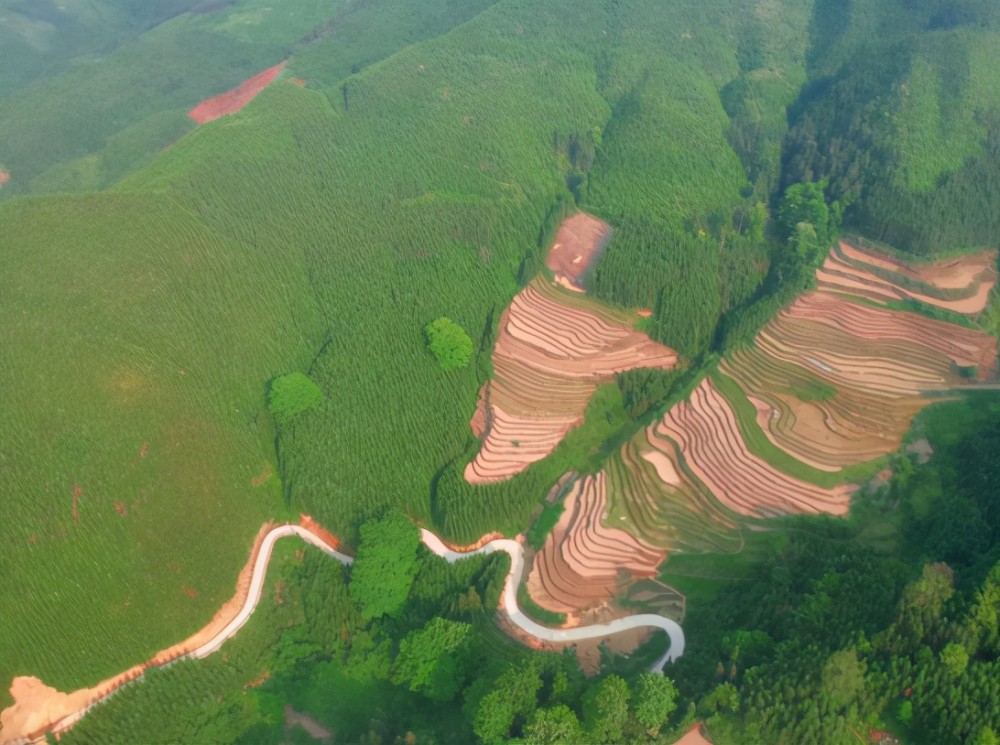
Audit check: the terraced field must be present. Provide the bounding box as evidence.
[575,242,996,557]
[526,473,665,613]
[466,222,677,483]
[718,247,997,472]
[817,241,997,315]
[603,426,741,553]
[656,377,854,517]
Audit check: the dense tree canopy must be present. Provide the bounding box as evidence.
[391,617,473,701]
[266,372,324,425]
[348,511,421,621]
[424,317,474,371]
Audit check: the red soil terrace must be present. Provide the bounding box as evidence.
[818,241,996,315]
[528,473,664,613]
[655,378,854,517]
[545,212,613,289]
[188,62,287,125]
[465,278,676,484]
[838,241,996,292]
[716,277,996,471]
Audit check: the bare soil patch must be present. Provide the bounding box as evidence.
[188,62,287,124]
[545,213,612,289]
[672,723,714,745]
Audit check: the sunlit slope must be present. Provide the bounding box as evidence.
[123,16,615,544]
[0,191,322,694]
[8,0,988,701]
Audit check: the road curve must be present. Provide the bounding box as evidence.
[10,523,683,745]
[420,529,684,670]
[191,525,354,658]
[198,525,685,668]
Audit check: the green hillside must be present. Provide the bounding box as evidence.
[0,0,999,740]
[783,2,1000,253]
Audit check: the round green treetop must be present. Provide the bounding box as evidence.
[424,317,473,371]
[267,372,324,424]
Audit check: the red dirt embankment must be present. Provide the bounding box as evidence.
[545,213,613,289]
[188,62,287,124]
[0,515,343,745]
[672,722,714,745]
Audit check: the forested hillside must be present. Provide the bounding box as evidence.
[783,0,1000,253]
[0,0,998,742]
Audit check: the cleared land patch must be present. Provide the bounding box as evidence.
[465,276,676,484]
[545,212,612,290]
[188,62,287,125]
[527,472,665,614]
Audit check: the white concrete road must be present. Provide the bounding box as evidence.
[37,522,684,744]
[419,529,684,670]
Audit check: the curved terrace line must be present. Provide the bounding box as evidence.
[11,523,683,744]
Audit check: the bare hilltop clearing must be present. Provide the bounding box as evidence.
[545,212,613,290]
[188,62,287,125]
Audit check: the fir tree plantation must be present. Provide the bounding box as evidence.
[0,0,998,743]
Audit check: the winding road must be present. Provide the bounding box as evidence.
[419,529,684,670]
[197,525,684,667]
[5,523,683,745]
